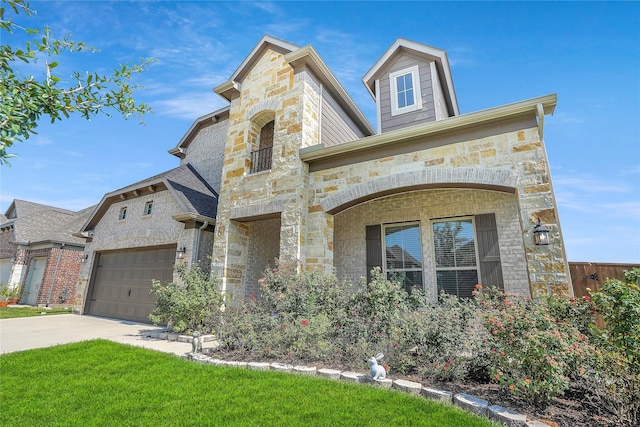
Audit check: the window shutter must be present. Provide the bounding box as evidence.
[366,225,382,283]
[475,213,504,290]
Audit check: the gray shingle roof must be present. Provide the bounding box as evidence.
[1,200,92,245]
[81,163,218,231]
[165,164,218,219]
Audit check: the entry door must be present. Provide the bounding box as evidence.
[24,257,47,305]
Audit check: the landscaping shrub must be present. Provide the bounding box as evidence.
[589,268,640,368]
[213,263,638,424]
[581,267,640,425]
[476,286,596,405]
[149,263,224,334]
[217,262,349,362]
[393,294,491,381]
[216,264,420,366]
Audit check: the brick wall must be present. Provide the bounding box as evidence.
[244,217,281,298]
[20,247,82,306]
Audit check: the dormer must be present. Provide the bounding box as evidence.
[363,38,460,134]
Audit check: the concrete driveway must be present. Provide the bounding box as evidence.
[0,314,193,356]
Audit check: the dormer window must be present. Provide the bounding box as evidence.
[389,65,422,116]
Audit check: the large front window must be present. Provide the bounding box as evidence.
[433,218,478,298]
[384,223,423,293]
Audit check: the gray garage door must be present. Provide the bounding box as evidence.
[86,246,176,323]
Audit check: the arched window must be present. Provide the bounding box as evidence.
[250,119,274,174]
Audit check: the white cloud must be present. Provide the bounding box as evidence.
[33,136,53,147]
[550,112,585,124]
[447,46,476,68]
[153,92,224,121]
[619,165,640,176]
[553,175,629,194]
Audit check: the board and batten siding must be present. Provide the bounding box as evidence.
[320,88,366,147]
[379,53,436,133]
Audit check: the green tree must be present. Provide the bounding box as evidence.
[0,0,154,165]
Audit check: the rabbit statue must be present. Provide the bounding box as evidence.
[192,331,203,353]
[368,353,386,380]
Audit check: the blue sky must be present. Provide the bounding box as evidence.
[1,1,638,263]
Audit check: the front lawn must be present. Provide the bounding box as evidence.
[0,306,72,319]
[0,340,494,427]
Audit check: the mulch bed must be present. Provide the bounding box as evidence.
[205,348,617,427]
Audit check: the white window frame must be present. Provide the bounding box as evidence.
[431,216,481,298]
[389,65,422,116]
[382,221,424,292]
[118,206,127,221]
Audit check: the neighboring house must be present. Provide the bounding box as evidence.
[0,200,92,306]
[74,35,573,322]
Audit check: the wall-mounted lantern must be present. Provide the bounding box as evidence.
[176,246,187,259]
[533,218,550,246]
[80,253,89,263]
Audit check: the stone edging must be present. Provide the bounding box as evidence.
[146,330,217,344]
[183,352,549,427]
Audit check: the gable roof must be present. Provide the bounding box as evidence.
[362,38,460,117]
[214,35,300,102]
[214,34,374,136]
[0,199,90,246]
[80,163,218,232]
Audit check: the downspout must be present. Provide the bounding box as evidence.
[46,243,64,307]
[192,220,209,265]
[536,103,545,139]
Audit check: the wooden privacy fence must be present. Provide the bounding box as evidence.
[569,262,639,328]
[569,262,639,297]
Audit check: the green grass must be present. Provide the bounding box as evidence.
[0,340,495,426]
[0,306,72,319]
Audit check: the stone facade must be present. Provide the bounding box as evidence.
[307,125,570,298]
[212,48,320,301]
[208,36,571,302]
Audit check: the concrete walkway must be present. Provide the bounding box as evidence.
[0,314,193,356]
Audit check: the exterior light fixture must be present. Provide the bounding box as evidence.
[533,218,550,246]
[176,246,187,259]
[81,253,89,263]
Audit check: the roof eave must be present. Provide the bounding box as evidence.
[171,213,217,224]
[170,106,230,157]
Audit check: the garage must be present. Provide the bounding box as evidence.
[86,246,176,323]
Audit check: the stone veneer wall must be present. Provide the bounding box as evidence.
[212,48,321,302]
[307,126,572,298]
[333,188,528,301]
